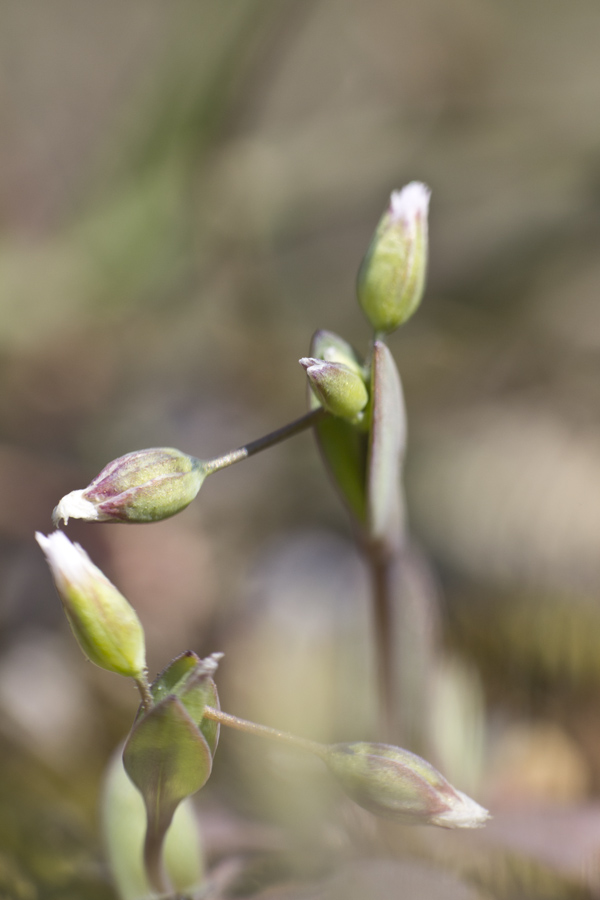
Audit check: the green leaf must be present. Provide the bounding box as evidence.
[367,341,406,548]
[123,696,212,842]
[151,651,201,703]
[102,746,204,900]
[150,651,221,755]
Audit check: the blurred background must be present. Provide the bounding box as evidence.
[2,1,600,897]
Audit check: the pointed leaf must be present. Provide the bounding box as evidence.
[123,696,212,840]
[151,651,202,703]
[150,651,221,755]
[102,745,204,900]
[367,341,406,548]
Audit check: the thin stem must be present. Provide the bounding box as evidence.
[135,673,154,713]
[366,545,397,744]
[202,407,327,474]
[143,821,170,897]
[203,706,327,759]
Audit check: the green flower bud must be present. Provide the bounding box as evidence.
[36,530,146,678]
[53,447,208,525]
[324,742,489,829]
[357,182,430,334]
[300,357,369,421]
[309,330,366,380]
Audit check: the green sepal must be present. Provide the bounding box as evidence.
[150,651,221,755]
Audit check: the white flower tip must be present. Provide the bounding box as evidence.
[52,490,101,526]
[35,529,91,580]
[433,790,490,829]
[389,181,431,224]
[299,357,327,374]
[200,652,224,676]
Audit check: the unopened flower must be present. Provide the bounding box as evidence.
[53,447,207,525]
[300,357,369,422]
[357,182,430,334]
[323,741,489,829]
[36,530,146,678]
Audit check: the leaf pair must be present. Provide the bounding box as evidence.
[310,331,406,553]
[123,652,220,892]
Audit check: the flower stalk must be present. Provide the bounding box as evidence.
[202,407,327,475]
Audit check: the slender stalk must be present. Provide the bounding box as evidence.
[365,545,397,744]
[202,407,327,474]
[135,673,154,713]
[202,706,327,759]
[143,821,170,897]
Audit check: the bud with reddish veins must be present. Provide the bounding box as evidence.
[323,742,489,828]
[53,447,208,525]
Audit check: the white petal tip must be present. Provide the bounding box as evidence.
[52,490,101,526]
[433,791,490,829]
[299,357,327,374]
[390,182,431,224]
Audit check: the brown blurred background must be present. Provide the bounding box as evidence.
[2,1,600,897]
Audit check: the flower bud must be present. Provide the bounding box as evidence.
[53,447,207,525]
[357,182,430,334]
[323,742,489,829]
[309,330,366,379]
[36,530,146,678]
[300,357,369,421]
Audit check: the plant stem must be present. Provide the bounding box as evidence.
[143,821,171,897]
[202,407,327,474]
[135,673,154,713]
[202,706,327,758]
[365,544,397,744]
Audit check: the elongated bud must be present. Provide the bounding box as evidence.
[323,742,489,829]
[300,357,369,421]
[36,531,146,678]
[53,447,208,525]
[357,182,430,334]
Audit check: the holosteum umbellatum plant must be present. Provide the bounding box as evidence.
[37,183,489,900]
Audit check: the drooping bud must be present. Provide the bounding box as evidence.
[300,357,369,422]
[36,530,146,678]
[53,447,208,525]
[357,182,430,334]
[323,742,489,829]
